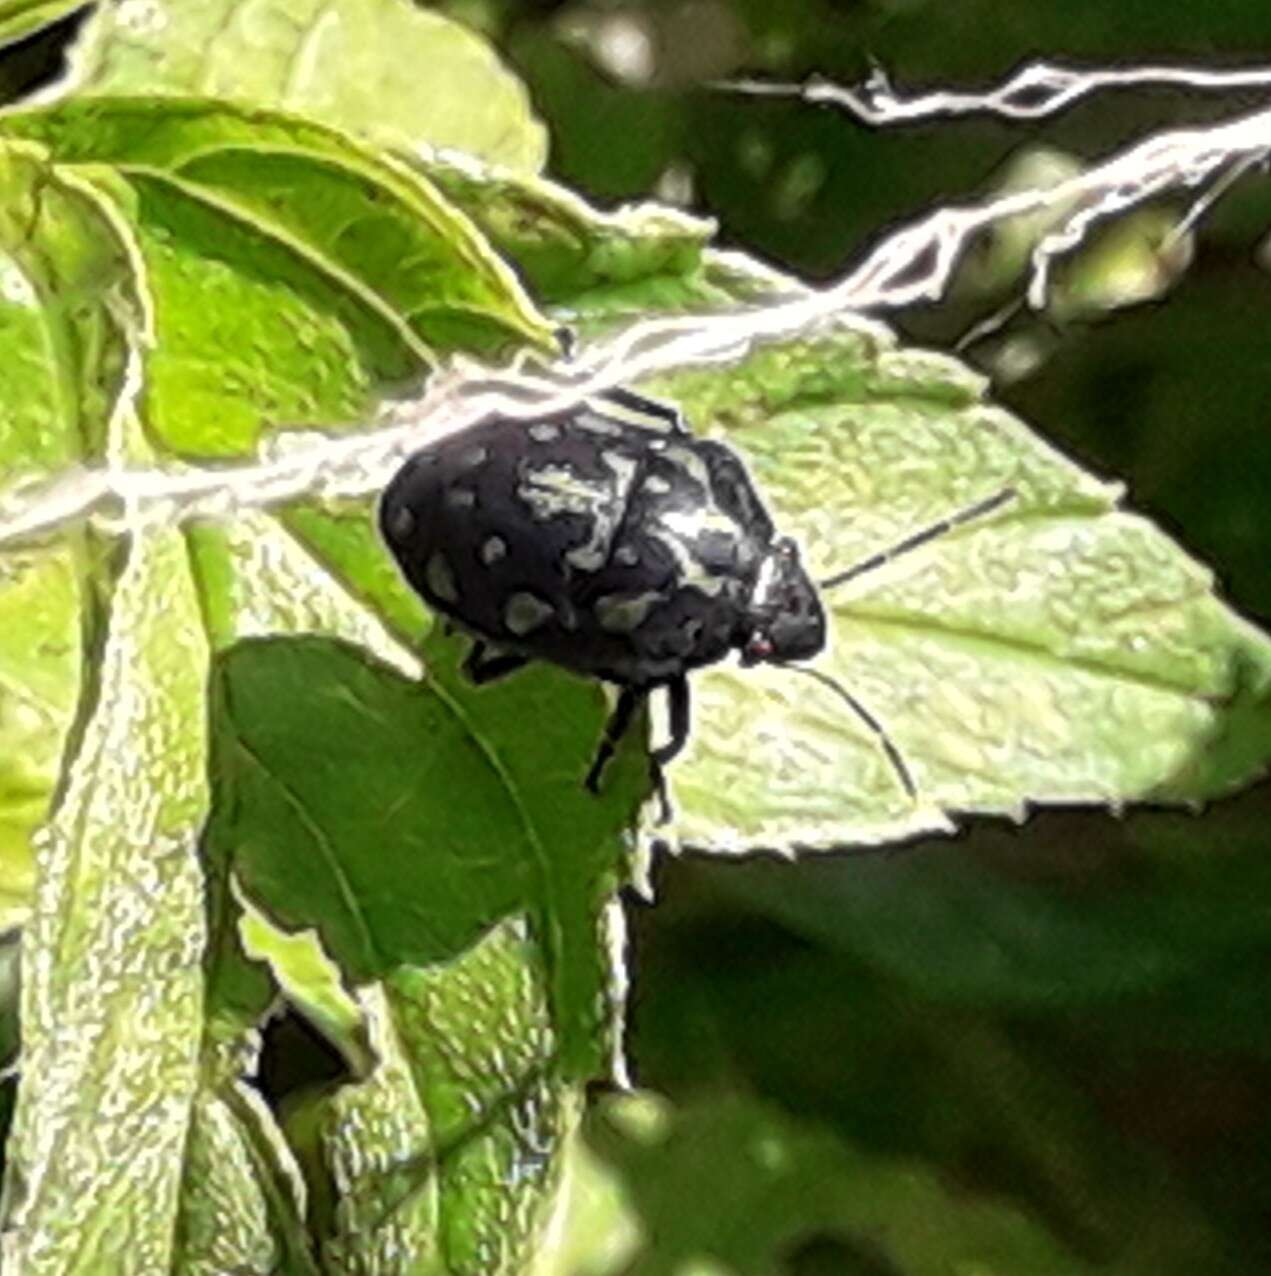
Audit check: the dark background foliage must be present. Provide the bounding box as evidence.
[485,4,1271,1269]
[5,2,1271,1270]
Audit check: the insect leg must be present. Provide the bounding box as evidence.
[644,675,692,823]
[463,641,530,685]
[598,386,691,434]
[585,685,643,793]
[651,675,691,767]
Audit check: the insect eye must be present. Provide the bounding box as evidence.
[743,633,774,665]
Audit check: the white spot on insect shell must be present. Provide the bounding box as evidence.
[529,423,561,442]
[504,592,555,635]
[644,503,740,596]
[565,545,607,571]
[521,454,638,572]
[481,536,507,565]
[595,590,664,633]
[661,506,739,542]
[447,487,476,508]
[459,445,489,470]
[643,475,671,495]
[664,444,712,492]
[573,411,624,437]
[426,552,459,603]
[518,464,606,520]
[386,504,415,540]
[614,544,640,567]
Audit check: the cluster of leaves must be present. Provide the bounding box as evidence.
[1,1,1270,1273]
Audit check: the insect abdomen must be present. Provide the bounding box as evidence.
[379,411,774,685]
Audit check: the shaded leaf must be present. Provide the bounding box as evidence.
[207,628,646,1079]
[716,811,1271,1008]
[624,893,1247,1276]
[188,506,421,1052]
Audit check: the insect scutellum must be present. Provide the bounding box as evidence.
[379,383,1015,819]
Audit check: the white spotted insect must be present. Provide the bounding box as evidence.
[379,388,1012,816]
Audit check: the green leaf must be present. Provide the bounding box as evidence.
[0,540,85,933]
[188,506,424,1055]
[280,498,432,646]
[0,140,123,929]
[294,925,580,1275]
[423,151,713,305]
[3,527,212,1272]
[185,508,422,667]
[68,0,547,170]
[0,138,132,472]
[80,161,428,459]
[0,97,553,458]
[0,0,85,51]
[188,505,630,1263]
[384,952,577,1276]
[207,627,645,1080]
[175,1070,320,1275]
[630,321,1271,849]
[238,891,372,1074]
[4,97,553,361]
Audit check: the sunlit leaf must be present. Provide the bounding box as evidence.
[295,925,580,1275]
[4,528,212,1272]
[1,97,553,458]
[0,0,84,51]
[68,0,547,170]
[0,141,125,929]
[632,322,1271,849]
[423,151,713,304]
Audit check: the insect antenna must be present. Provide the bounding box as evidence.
[820,487,1016,591]
[781,486,1016,801]
[774,662,916,799]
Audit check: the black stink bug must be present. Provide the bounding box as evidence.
[379,389,1012,816]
